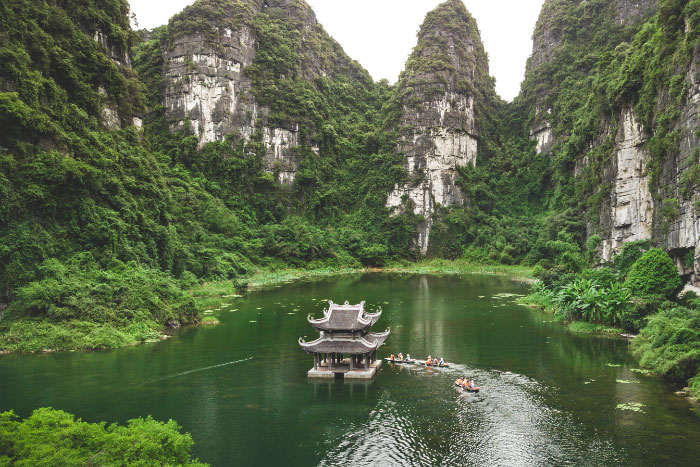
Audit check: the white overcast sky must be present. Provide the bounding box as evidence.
[129,0,545,101]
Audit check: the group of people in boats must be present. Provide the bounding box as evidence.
[425,355,445,366]
[389,353,412,362]
[456,377,478,390]
[388,353,445,366]
[387,353,479,391]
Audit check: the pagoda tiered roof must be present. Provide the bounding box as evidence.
[300,299,389,378]
[298,329,390,354]
[307,300,382,332]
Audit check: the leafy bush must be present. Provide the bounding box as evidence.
[579,267,619,288]
[534,264,576,289]
[624,248,681,299]
[633,306,700,387]
[620,296,674,333]
[554,277,631,325]
[690,373,700,398]
[5,257,198,327]
[357,244,389,267]
[613,240,652,277]
[0,408,208,466]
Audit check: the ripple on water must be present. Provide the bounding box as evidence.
[318,368,624,466]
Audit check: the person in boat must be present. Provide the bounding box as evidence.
[456,378,463,386]
[398,352,404,361]
[405,353,411,362]
[439,357,445,366]
[470,381,477,389]
[426,355,432,365]
[390,354,395,361]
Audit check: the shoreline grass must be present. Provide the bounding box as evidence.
[519,294,624,336]
[191,260,534,310]
[1,260,533,354]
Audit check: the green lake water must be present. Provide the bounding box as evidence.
[1,274,699,465]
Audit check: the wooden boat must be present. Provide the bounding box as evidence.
[417,360,450,368]
[384,357,417,364]
[455,381,480,393]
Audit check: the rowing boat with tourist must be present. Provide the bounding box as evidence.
[384,353,417,364]
[385,351,481,393]
[385,353,450,367]
[419,355,449,367]
[455,377,479,393]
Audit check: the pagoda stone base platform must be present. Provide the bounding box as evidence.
[307,359,382,379]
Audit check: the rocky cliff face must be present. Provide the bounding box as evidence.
[162,0,324,183]
[598,109,654,260]
[526,0,657,155]
[593,18,700,284]
[387,0,488,254]
[526,0,700,283]
[658,41,700,281]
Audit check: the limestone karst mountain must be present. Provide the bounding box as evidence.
[521,0,700,283]
[2,0,700,310]
[160,0,371,184]
[385,0,494,255]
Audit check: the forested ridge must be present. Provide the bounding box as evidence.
[1,0,700,398]
[3,0,700,463]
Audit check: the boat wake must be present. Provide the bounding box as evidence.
[136,357,253,385]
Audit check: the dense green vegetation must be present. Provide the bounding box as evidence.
[634,306,700,396]
[513,0,700,396]
[0,257,197,352]
[1,0,699,401]
[0,408,207,465]
[525,238,700,397]
[0,0,415,351]
[2,1,700,464]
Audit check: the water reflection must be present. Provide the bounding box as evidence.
[2,274,700,466]
[310,380,373,398]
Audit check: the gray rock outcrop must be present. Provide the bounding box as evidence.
[164,24,300,183]
[657,42,700,282]
[162,0,324,183]
[387,0,487,254]
[599,109,654,260]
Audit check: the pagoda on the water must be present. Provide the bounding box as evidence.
[299,300,389,379]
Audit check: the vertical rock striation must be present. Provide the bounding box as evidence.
[162,0,323,184]
[387,0,489,254]
[658,42,700,281]
[599,109,653,260]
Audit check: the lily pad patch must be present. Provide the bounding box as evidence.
[616,402,645,412]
